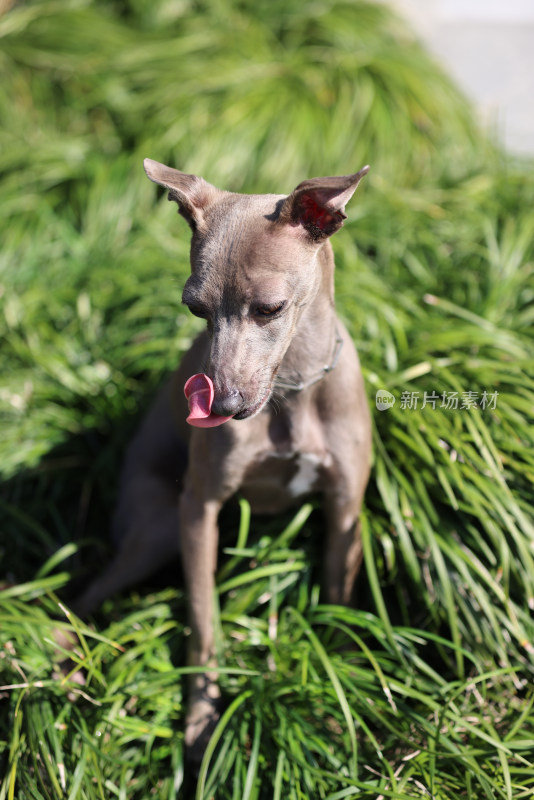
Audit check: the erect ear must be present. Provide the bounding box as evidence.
[143,158,223,231]
[278,166,370,241]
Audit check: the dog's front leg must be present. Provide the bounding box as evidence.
[179,483,222,757]
[323,497,364,605]
[322,452,370,605]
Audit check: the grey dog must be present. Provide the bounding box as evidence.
[75,159,372,759]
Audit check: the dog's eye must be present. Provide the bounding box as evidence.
[187,305,209,319]
[254,302,286,318]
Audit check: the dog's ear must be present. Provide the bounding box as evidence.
[278,166,369,241]
[144,158,222,231]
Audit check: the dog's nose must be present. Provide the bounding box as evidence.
[211,389,243,417]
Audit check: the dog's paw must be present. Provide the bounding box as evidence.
[185,694,223,768]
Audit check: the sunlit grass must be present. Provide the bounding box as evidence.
[1,0,533,797]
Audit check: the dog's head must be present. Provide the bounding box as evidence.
[144,159,368,422]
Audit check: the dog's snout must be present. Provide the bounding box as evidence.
[211,388,243,417]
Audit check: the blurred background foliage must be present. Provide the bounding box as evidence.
[1,0,534,797]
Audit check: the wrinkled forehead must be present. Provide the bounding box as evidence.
[192,193,306,279]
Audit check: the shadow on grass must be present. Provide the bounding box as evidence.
[0,391,146,592]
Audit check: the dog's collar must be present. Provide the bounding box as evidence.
[274,326,344,393]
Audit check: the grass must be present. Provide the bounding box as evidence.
[1,0,534,797]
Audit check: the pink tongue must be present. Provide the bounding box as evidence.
[184,373,233,428]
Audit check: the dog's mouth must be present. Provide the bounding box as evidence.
[184,374,233,428]
[184,374,272,427]
[232,388,272,420]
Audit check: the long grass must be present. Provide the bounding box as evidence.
[1,0,534,797]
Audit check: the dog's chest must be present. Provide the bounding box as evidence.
[240,450,331,513]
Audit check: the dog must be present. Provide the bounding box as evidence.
[74,158,372,760]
